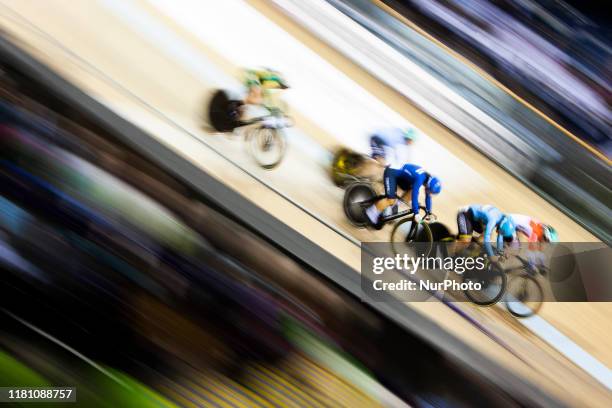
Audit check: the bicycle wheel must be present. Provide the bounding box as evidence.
[505,273,543,318]
[248,127,286,169]
[463,262,507,306]
[390,218,433,257]
[331,148,350,186]
[342,182,376,227]
[331,148,365,187]
[208,90,242,132]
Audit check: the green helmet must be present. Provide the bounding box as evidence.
[245,68,289,89]
[403,128,418,142]
[542,224,559,242]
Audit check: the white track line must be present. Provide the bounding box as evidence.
[519,312,611,389]
[3,309,130,388]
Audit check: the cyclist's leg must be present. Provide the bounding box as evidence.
[398,188,411,211]
[454,207,475,255]
[365,167,397,225]
[456,207,474,241]
[378,167,399,211]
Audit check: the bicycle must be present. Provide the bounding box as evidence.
[502,256,545,318]
[342,181,437,255]
[207,89,292,169]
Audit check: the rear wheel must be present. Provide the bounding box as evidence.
[247,127,286,169]
[331,148,365,187]
[505,273,543,318]
[208,90,242,132]
[343,182,376,227]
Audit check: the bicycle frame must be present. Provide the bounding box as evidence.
[237,112,294,130]
[359,195,429,224]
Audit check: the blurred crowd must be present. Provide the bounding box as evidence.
[0,58,522,406]
[387,0,611,156]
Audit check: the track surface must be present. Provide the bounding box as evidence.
[0,0,609,405]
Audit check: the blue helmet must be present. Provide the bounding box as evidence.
[426,176,441,194]
[498,216,515,238]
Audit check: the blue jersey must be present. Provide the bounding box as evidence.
[469,205,505,257]
[384,164,432,213]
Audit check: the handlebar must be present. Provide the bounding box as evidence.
[396,202,437,220]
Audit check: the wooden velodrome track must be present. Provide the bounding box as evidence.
[0,0,609,405]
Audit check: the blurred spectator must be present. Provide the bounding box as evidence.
[389,0,611,156]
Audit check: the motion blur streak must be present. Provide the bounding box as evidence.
[0,62,523,406]
[0,0,610,406]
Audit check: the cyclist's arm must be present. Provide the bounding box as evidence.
[496,232,504,255]
[425,190,432,213]
[411,179,422,213]
[483,220,496,257]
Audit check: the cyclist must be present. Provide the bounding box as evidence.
[243,68,289,109]
[456,205,516,258]
[510,214,558,271]
[369,127,417,167]
[509,214,558,243]
[365,164,441,229]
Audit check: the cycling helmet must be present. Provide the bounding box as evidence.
[542,224,558,242]
[260,68,289,89]
[403,128,418,142]
[426,176,442,194]
[245,68,289,90]
[498,216,515,238]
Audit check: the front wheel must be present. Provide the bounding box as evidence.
[247,127,286,169]
[462,262,507,306]
[390,218,433,257]
[505,273,543,318]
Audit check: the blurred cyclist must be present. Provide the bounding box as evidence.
[243,68,289,111]
[510,214,558,270]
[365,163,441,229]
[456,204,515,258]
[369,127,417,167]
[509,214,558,243]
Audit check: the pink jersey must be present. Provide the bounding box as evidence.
[510,214,541,242]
